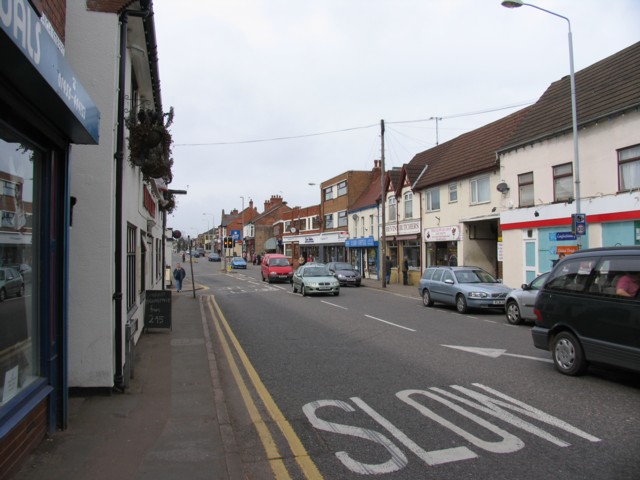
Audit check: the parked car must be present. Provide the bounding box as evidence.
[504,272,549,325]
[0,266,24,302]
[327,261,362,287]
[261,253,293,283]
[191,251,200,258]
[532,246,640,376]
[208,252,221,262]
[196,247,205,257]
[230,257,247,269]
[418,266,512,313]
[8,263,32,283]
[292,265,340,296]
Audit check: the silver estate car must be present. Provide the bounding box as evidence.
[418,266,512,313]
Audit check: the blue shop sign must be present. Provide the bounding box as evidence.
[345,236,378,248]
[230,230,241,240]
[1,2,100,144]
[549,232,576,242]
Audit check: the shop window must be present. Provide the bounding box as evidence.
[553,163,573,202]
[324,213,334,229]
[425,187,440,211]
[0,129,39,405]
[404,192,413,218]
[337,180,347,197]
[126,224,137,311]
[404,240,420,268]
[337,211,347,228]
[448,183,457,203]
[470,175,490,204]
[388,196,396,221]
[618,144,640,191]
[518,172,534,207]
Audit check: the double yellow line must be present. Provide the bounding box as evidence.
[204,295,323,480]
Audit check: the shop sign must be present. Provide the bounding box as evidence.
[424,225,460,242]
[550,232,576,241]
[345,236,377,247]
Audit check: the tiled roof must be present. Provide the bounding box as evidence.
[350,170,381,211]
[501,41,640,152]
[411,107,531,190]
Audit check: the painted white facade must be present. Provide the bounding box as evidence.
[499,110,640,288]
[66,6,166,387]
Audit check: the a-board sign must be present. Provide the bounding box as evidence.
[144,290,172,329]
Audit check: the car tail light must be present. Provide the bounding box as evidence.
[533,307,542,323]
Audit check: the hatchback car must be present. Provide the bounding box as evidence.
[292,265,340,296]
[0,266,24,302]
[326,261,362,287]
[532,246,640,376]
[418,266,512,313]
[208,252,221,262]
[230,257,247,269]
[504,272,549,325]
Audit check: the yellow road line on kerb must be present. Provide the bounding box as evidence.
[207,296,323,480]
[206,298,290,479]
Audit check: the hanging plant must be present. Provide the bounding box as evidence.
[160,191,176,214]
[126,107,175,181]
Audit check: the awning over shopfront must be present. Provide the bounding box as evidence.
[264,237,277,251]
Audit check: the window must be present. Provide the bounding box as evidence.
[126,224,136,310]
[324,213,333,229]
[425,187,440,211]
[404,192,413,218]
[553,163,573,202]
[324,187,333,201]
[518,172,534,207]
[619,144,640,191]
[337,181,347,197]
[448,183,457,203]
[139,232,147,295]
[369,215,374,236]
[337,211,347,227]
[388,196,396,221]
[546,257,595,293]
[470,175,490,204]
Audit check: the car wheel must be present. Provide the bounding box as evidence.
[455,294,468,313]
[0,288,5,302]
[505,300,522,325]
[292,283,298,293]
[552,331,587,376]
[17,284,24,297]
[334,290,340,296]
[422,289,434,307]
[301,285,307,297]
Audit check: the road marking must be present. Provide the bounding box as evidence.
[442,345,553,363]
[321,300,348,310]
[364,315,416,332]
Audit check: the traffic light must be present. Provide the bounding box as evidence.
[223,237,234,248]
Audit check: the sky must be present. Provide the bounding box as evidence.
[152,0,640,239]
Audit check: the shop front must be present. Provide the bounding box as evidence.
[284,231,348,265]
[387,221,421,284]
[345,236,378,278]
[0,4,99,474]
[424,225,461,267]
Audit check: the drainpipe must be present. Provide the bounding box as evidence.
[113,5,150,391]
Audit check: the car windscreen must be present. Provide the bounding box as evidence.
[270,258,289,266]
[304,267,330,277]
[455,269,497,283]
[333,263,353,270]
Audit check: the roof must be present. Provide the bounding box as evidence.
[349,169,382,212]
[500,41,640,152]
[411,107,531,191]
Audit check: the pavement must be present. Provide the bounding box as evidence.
[11,270,420,480]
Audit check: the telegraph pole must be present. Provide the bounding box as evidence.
[380,119,387,289]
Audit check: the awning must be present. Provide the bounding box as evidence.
[395,234,418,241]
[264,237,277,251]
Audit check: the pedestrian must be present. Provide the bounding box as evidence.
[402,256,409,285]
[385,256,391,284]
[173,262,186,292]
[181,251,185,263]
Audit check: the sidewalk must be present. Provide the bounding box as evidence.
[360,276,422,299]
[12,284,243,480]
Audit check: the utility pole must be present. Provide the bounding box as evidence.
[380,119,387,289]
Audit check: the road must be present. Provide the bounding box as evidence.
[188,256,640,480]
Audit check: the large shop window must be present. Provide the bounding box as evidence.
[0,128,39,406]
[618,144,640,191]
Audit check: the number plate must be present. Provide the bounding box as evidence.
[492,300,505,305]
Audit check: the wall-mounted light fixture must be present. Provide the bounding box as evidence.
[534,211,540,217]
[491,206,497,212]
[566,197,575,205]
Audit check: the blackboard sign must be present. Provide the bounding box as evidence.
[144,290,172,329]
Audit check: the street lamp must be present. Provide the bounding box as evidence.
[202,212,214,251]
[502,0,581,248]
[240,196,245,258]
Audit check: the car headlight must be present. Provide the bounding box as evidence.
[468,292,489,298]
[337,274,346,279]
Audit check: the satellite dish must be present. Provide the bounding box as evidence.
[352,214,358,220]
[496,182,510,193]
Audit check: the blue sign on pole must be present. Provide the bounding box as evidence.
[230,230,241,240]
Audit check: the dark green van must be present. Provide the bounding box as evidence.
[532,246,640,376]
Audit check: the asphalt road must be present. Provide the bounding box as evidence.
[193,258,640,480]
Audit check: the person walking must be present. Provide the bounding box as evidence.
[385,256,392,284]
[173,262,186,292]
[402,256,409,285]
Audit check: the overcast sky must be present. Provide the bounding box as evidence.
[153,0,640,239]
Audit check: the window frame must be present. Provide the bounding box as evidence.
[403,191,413,219]
[518,172,534,207]
[470,175,491,205]
[337,210,347,228]
[618,144,640,192]
[553,163,574,202]
[388,196,396,221]
[324,213,334,229]
[324,186,333,201]
[448,183,457,203]
[425,187,440,212]
[337,180,347,197]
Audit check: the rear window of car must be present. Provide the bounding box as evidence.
[421,268,435,280]
[432,269,444,282]
[270,258,289,266]
[455,269,497,284]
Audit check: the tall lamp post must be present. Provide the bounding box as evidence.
[502,0,581,249]
[202,212,214,251]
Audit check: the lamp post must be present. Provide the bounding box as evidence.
[202,212,214,251]
[502,0,581,249]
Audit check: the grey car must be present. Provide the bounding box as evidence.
[292,265,340,296]
[0,267,24,302]
[504,272,549,325]
[418,266,512,313]
[326,261,362,287]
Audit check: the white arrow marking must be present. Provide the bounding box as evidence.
[442,345,553,363]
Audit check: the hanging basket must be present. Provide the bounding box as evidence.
[126,107,174,180]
